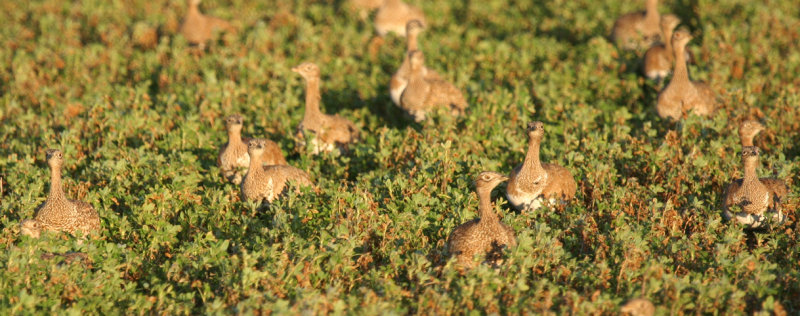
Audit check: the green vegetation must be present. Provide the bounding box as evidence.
[2,0,799,314]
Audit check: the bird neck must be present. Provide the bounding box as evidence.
[644,0,659,22]
[743,159,758,182]
[522,136,544,171]
[477,186,498,223]
[663,27,674,57]
[188,2,200,15]
[303,78,324,125]
[672,42,689,84]
[47,166,65,202]
[248,151,264,171]
[407,32,419,51]
[227,129,244,146]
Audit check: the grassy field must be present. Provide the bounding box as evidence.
[1,0,800,314]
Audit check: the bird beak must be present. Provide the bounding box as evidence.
[291,66,299,73]
[499,175,509,182]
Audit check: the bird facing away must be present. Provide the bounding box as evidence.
[218,114,287,185]
[620,298,656,316]
[446,171,516,269]
[179,0,235,50]
[399,50,468,122]
[292,62,360,154]
[506,122,577,211]
[241,139,313,204]
[656,29,717,120]
[374,0,426,37]
[25,149,100,238]
[723,146,786,228]
[610,0,664,50]
[389,20,442,107]
[643,14,681,80]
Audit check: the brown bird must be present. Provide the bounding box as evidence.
[218,114,287,184]
[620,298,656,316]
[447,171,516,269]
[23,149,100,238]
[738,120,764,147]
[643,14,681,80]
[723,146,786,228]
[399,50,468,122]
[292,62,359,154]
[736,120,788,203]
[374,0,426,37]
[656,29,716,120]
[506,122,577,211]
[179,0,235,50]
[240,139,313,204]
[610,0,665,50]
[390,20,441,107]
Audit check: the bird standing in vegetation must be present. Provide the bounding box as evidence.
[390,20,441,107]
[643,14,681,80]
[447,172,516,269]
[240,139,313,205]
[179,0,235,50]
[292,62,360,154]
[399,50,467,122]
[611,0,666,50]
[374,0,426,37]
[656,30,716,120]
[723,146,786,228]
[22,149,100,238]
[506,122,577,211]
[218,114,287,185]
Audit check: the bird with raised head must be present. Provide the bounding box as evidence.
[292,62,360,154]
[656,29,717,120]
[723,146,786,228]
[447,171,516,269]
[24,149,100,238]
[218,114,287,184]
[179,0,236,50]
[506,122,577,211]
[399,50,467,122]
[241,139,313,204]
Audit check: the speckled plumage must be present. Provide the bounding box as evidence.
[218,114,287,184]
[389,20,441,107]
[374,0,426,37]
[447,172,516,269]
[292,62,359,154]
[656,30,716,120]
[611,0,664,50]
[399,50,467,122]
[723,146,785,228]
[25,149,100,238]
[179,0,235,49]
[241,139,313,204]
[507,122,576,211]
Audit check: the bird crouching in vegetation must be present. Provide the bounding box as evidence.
[240,139,313,205]
[218,114,287,184]
[22,149,100,238]
[374,0,426,37]
[399,50,467,122]
[179,0,236,50]
[447,172,516,269]
[656,29,716,120]
[506,122,577,211]
[292,62,360,154]
[611,0,667,50]
[722,146,786,229]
